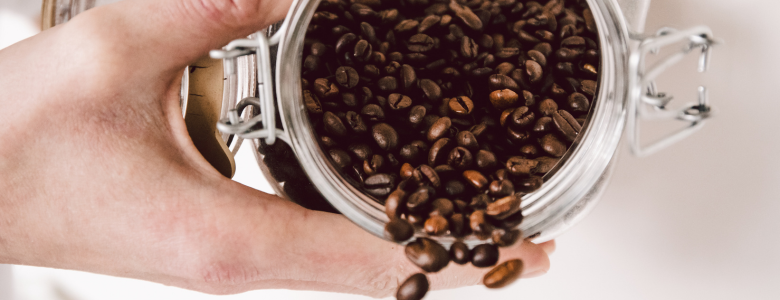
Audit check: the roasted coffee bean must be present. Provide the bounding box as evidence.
[552,110,582,142]
[406,214,426,227]
[470,210,495,239]
[527,49,547,67]
[520,144,540,158]
[510,106,535,128]
[460,36,479,59]
[408,105,427,128]
[363,173,395,197]
[397,273,429,300]
[506,156,539,176]
[444,179,466,197]
[424,215,449,235]
[405,238,450,272]
[470,194,491,209]
[514,175,544,193]
[489,89,519,110]
[385,218,414,242]
[533,116,554,134]
[347,143,372,162]
[449,0,483,31]
[475,150,499,171]
[371,123,399,151]
[489,179,515,198]
[536,156,559,174]
[400,64,417,92]
[377,76,398,92]
[303,90,323,115]
[499,209,525,228]
[429,198,455,218]
[583,8,597,33]
[492,228,521,247]
[507,126,531,144]
[385,189,407,218]
[463,170,489,190]
[568,92,591,114]
[353,39,372,62]
[419,79,442,103]
[525,60,544,84]
[400,163,415,180]
[447,147,474,170]
[407,186,434,213]
[427,117,452,142]
[450,241,471,265]
[322,111,348,138]
[428,137,454,166]
[483,259,523,288]
[581,79,597,97]
[456,131,479,151]
[408,34,435,53]
[335,33,358,54]
[364,154,385,175]
[495,62,516,76]
[319,136,337,149]
[449,213,468,236]
[413,164,441,188]
[540,134,567,157]
[472,244,500,267]
[388,93,413,111]
[448,96,474,116]
[538,98,558,116]
[345,111,368,134]
[313,78,339,100]
[395,19,420,33]
[486,194,522,219]
[361,104,385,121]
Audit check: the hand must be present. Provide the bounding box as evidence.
[0,0,553,297]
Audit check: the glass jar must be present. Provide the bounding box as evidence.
[44,0,719,245]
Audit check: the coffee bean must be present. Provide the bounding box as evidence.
[449,241,471,265]
[540,133,566,157]
[413,164,441,188]
[581,79,597,97]
[552,110,582,142]
[506,156,539,176]
[407,186,434,213]
[463,170,488,190]
[460,36,479,59]
[364,173,396,197]
[313,78,339,100]
[347,143,373,162]
[456,131,479,151]
[345,111,368,134]
[506,126,531,144]
[536,156,559,174]
[388,93,413,111]
[395,19,420,33]
[449,0,483,31]
[568,92,590,114]
[470,210,495,239]
[449,213,468,236]
[520,144,540,158]
[424,215,449,235]
[489,179,515,198]
[323,111,348,138]
[364,154,385,175]
[303,90,322,115]
[335,33,358,54]
[428,137,454,166]
[408,105,427,128]
[475,150,499,171]
[400,163,415,180]
[405,238,450,272]
[525,60,543,84]
[448,96,474,116]
[514,175,543,193]
[489,89,519,110]
[447,147,474,170]
[419,79,442,103]
[385,218,414,242]
[499,209,525,228]
[492,228,521,247]
[483,259,523,288]
[361,103,385,122]
[397,273,429,300]
[427,117,452,142]
[538,98,558,116]
[353,39,372,62]
[430,198,455,218]
[470,194,491,209]
[486,194,522,219]
[372,123,399,151]
[399,64,417,92]
[377,76,398,92]
[408,34,435,53]
[472,244,500,267]
[385,189,407,218]
[510,106,535,128]
[527,49,547,67]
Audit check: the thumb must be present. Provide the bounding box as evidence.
[66,0,294,73]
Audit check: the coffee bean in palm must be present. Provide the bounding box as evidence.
[405,238,450,273]
[492,228,521,247]
[552,110,582,142]
[396,273,429,300]
[385,218,414,242]
[472,244,500,268]
[424,215,449,236]
[489,89,519,110]
[568,92,591,114]
[449,241,471,265]
[483,259,523,288]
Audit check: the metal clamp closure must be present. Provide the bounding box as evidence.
[210,26,289,145]
[627,26,721,157]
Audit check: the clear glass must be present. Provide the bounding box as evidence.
[242,0,633,245]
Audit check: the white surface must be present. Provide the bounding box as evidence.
[4,0,780,299]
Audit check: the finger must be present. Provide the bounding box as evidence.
[173,182,551,297]
[538,239,556,255]
[63,0,294,73]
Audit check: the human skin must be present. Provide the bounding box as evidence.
[0,0,553,297]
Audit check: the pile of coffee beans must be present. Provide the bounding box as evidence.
[293,0,600,298]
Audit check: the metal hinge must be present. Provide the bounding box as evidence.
[627,26,722,157]
[210,25,290,145]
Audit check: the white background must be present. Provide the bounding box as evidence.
[1,0,779,299]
